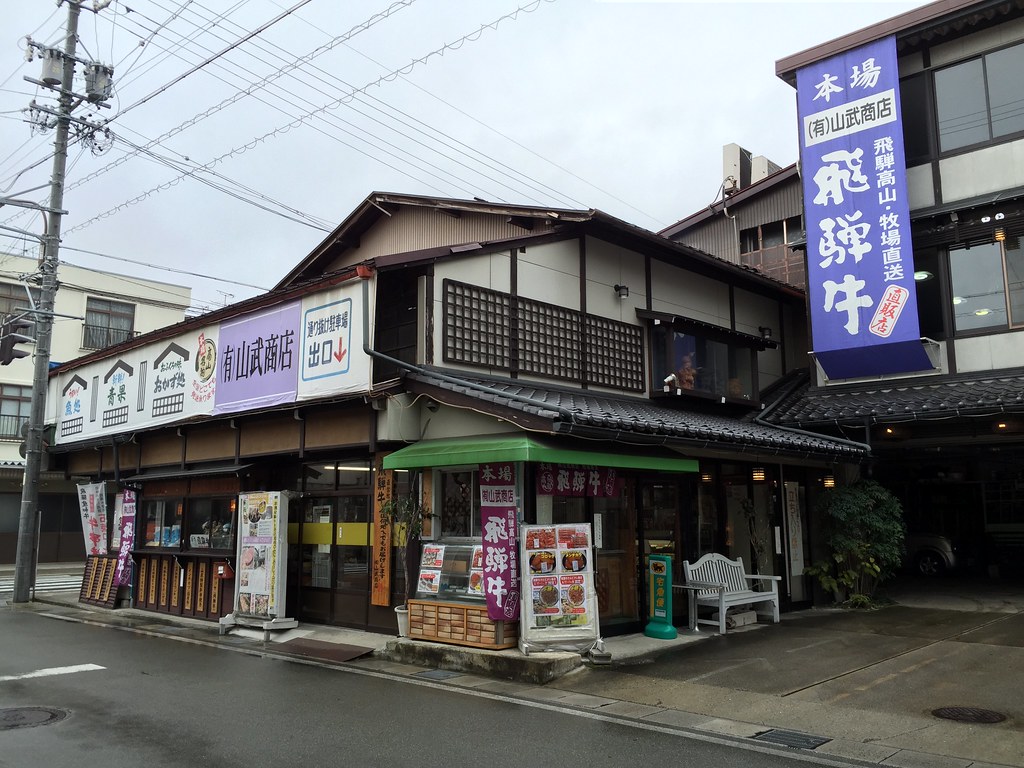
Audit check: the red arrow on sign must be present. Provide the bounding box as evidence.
[333,341,347,363]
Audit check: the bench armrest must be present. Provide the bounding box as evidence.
[743,574,782,583]
[686,579,725,591]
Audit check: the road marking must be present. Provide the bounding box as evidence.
[0,663,105,682]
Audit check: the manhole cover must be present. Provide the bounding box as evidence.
[931,706,1006,724]
[0,707,68,730]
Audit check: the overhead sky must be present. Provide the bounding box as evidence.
[0,0,924,313]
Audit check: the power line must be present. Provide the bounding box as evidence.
[65,1,558,234]
[112,129,333,231]
[60,243,272,292]
[110,0,314,122]
[58,0,418,199]
[175,0,575,207]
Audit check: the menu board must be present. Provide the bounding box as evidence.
[234,491,289,619]
[421,544,445,569]
[519,523,601,654]
[468,545,484,596]
[417,569,441,594]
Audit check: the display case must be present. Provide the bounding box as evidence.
[408,538,517,649]
[413,539,484,602]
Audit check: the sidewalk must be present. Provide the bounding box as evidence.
[5,578,1024,768]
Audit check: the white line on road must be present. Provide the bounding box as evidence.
[0,663,105,682]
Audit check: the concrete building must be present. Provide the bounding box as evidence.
[759,0,1024,577]
[0,252,191,563]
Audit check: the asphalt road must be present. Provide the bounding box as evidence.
[0,609,858,768]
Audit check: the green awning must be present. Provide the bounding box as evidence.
[382,434,698,473]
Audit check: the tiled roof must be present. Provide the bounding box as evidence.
[405,370,867,460]
[763,369,1024,427]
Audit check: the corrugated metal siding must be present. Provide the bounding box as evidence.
[676,219,741,262]
[734,182,802,229]
[358,208,557,258]
[672,178,803,262]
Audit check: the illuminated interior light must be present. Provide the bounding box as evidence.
[914,270,933,281]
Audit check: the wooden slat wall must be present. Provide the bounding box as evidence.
[134,553,233,622]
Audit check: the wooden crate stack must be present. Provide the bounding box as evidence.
[408,599,517,649]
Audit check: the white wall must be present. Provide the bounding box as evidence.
[650,260,731,326]
[938,139,1024,203]
[0,254,190,464]
[954,331,1024,373]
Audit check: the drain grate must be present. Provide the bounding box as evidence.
[932,706,1006,724]
[0,707,68,731]
[414,669,462,680]
[753,729,831,750]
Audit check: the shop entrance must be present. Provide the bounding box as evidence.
[292,492,371,627]
[639,480,688,625]
[547,484,640,632]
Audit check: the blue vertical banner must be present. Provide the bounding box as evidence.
[796,35,933,379]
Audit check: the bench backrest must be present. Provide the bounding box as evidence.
[684,553,748,595]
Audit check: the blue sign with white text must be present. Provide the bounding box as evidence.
[796,35,933,379]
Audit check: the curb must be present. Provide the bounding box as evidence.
[380,637,582,684]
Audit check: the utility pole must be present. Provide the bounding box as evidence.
[12,1,81,603]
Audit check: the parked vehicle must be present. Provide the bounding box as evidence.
[905,533,957,576]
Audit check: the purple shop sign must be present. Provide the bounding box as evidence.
[114,488,136,586]
[479,463,520,621]
[796,35,933,379]
[213,301,301,415]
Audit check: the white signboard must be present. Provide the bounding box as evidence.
[297,285,370,400]
[519,523,601,655]
[52,283,373,446]
[55,326,219,445]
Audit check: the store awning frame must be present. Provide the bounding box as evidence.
[382,434,698,473]
[123,463,254,483]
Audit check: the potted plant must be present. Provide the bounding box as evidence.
[380,493,430,636]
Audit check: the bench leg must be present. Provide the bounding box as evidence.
[718,593,726,634]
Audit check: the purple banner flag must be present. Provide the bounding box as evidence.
[479,463,520,621]
[796,35,933,379]
[114,489,136,586]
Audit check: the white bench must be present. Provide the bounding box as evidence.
[682,553,781,634]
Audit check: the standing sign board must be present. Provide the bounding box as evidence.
[644,554,676,639]
[796,35,933,379]
[77,482,108,556]
[219,491,297,636]
[519,523,601,655]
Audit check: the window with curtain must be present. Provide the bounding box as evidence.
[83,297,135,349]
[0,282,39,317]
[0,384,32,438]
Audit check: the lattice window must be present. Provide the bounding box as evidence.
[586,315,644,391]
[517,297,581,381]
[444,279,644,389]
[443,281,511,368]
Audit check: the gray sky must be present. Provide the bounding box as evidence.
[0,0,923,312]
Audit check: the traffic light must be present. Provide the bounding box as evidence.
[0,314,34,365]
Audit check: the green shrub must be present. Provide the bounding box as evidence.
[804,479,906,605]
